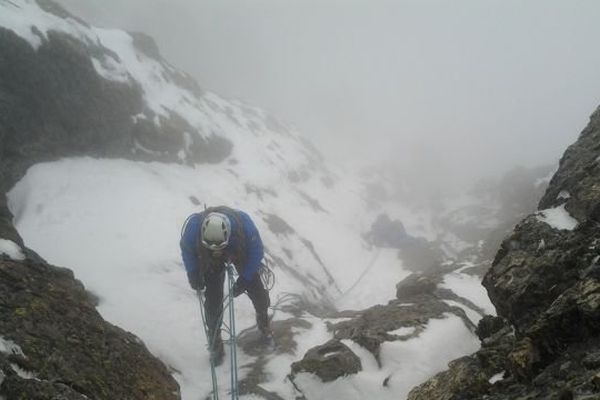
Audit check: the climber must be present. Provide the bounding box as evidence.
[180,206,272,365]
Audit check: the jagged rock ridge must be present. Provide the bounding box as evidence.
[408,106,600,399]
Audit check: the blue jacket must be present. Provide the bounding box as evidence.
[180,209,264,283]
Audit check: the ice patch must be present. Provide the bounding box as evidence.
[10,363,36,379]
[0,0,97,50]
[557,191,571,200]
[0,337,36,379]
[0,336,25,357]
[537,239,546,250]
[324,317,353,323]
[388,326,417,336]
[91,56,130,83]
[536,204,578,231]
[455,261,475,273]
[443,300,482,325]
[0,239,25,261]
[489,371,504,383]
[440,273,496,316]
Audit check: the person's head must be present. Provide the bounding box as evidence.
[200,212,231,253]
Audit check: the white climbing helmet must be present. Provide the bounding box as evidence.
[201,212,231,251]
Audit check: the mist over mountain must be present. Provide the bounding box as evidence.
[54,0,600,190]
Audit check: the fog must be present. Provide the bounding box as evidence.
[58,0,600,192]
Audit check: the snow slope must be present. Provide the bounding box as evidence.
[8,157,486,399]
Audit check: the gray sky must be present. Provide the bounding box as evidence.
[58,0,600,190]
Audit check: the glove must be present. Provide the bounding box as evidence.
[188,270,205,291]
[232,277,246,297]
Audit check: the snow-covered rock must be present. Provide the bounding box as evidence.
[0,239,24,261]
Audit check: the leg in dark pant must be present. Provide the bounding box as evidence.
[204,269,226,343]
[244,274,271,333]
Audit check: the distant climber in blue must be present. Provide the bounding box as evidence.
[180,206,271,365]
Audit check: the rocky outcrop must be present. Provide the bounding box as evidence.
[435,164,554,267]
[290,340,362,382]
[0,257,180,399]
[408,106,600,399]
[484,106,600,363]
[0,5,232,195]
[407,316,514,400]
[287,268,484,395]
[328,271,480,364]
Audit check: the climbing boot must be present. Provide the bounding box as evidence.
[210,333,225,366]
[256,312,270,334]
[256,312,275,347]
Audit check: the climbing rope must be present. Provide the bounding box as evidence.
[196,263,240,400]
[225,262,239,400]
[197,292,220,400]
[335,248,382,302]
[194,254,283,398]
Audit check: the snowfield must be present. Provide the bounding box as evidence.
[8,158,486,399]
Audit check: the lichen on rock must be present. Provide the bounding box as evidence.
[0,258,180,399]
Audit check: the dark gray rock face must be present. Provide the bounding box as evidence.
[408,356,492,400]
[0,258,180,399]
[484,106,600,353]
[476,315,508,341]
[0,27,136,190]
[290,339,362,382]
[395,273,439,300]
[0,4,233,194]
[408,106,600,399]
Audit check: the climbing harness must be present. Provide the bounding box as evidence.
[197,262,240,400]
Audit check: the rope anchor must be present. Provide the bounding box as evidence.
[197,262,240,400]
